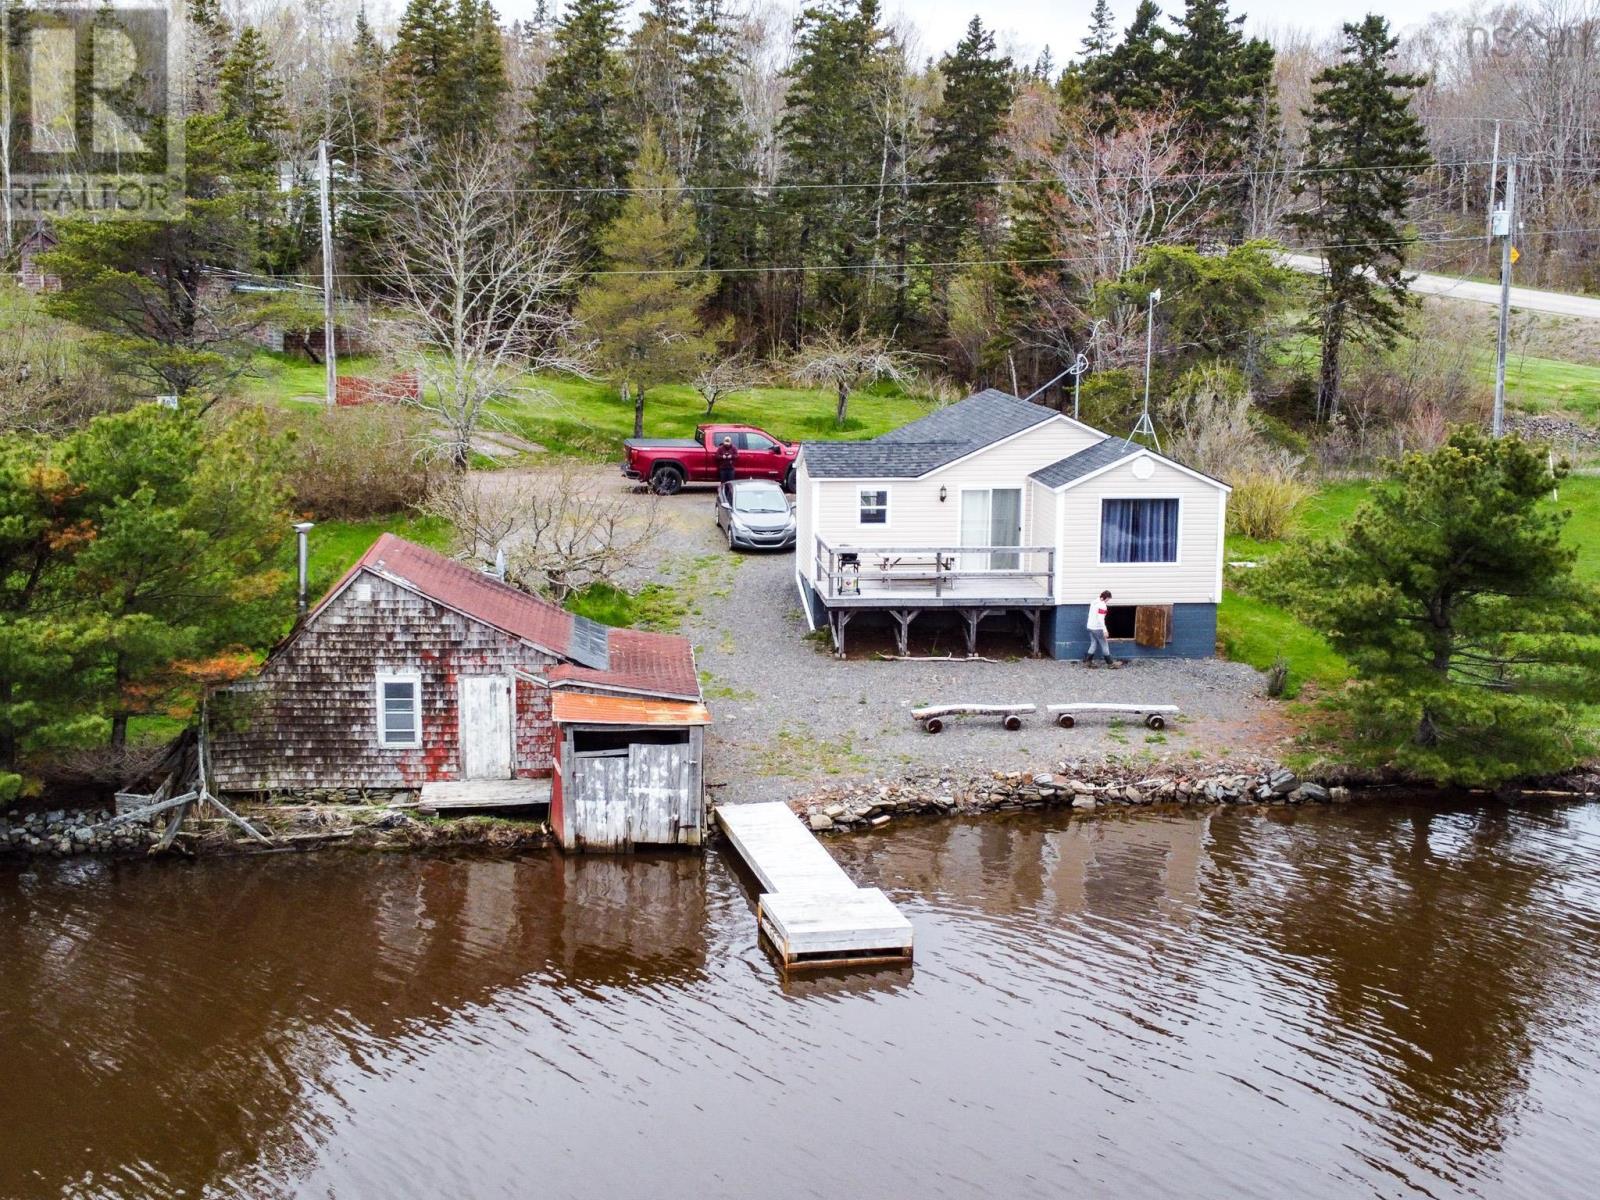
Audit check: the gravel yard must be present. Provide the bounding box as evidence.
[588,468,1290,804]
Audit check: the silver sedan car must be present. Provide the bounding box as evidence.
[715,479,796,551]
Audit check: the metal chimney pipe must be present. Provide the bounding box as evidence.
[294,522,315,613]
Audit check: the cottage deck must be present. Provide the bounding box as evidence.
[716,801,913,969]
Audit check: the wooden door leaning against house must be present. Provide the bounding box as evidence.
[459,675,514,779]
[1133,605,1173,649]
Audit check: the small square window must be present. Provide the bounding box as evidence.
[859,489,889,525]
[376,674,421,748]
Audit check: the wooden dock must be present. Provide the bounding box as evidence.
[716,802,913,970]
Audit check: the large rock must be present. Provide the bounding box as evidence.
[1292,782,1331,803]
[808,813,834,831]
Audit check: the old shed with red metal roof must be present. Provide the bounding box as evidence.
[208,534,708,850]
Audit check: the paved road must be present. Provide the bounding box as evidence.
[1283,253,1600,320]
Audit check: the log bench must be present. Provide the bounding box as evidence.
[912,703,1036,734]
[1048,702,1180,730]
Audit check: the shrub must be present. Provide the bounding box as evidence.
[1229,467,1314,541]
[269,403,435,520]
[0,772,20,809]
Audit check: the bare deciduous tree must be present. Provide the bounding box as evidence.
[377,140,584,471]
[692,353,766,416]
[1014,104,1224,359]
[788,332,917,427]
[425,467,663,602]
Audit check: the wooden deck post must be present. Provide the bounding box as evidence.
[1025,609,1042,657]
[889,609,918,656]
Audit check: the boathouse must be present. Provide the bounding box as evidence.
[208,534,709,850]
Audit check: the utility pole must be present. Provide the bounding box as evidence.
[318,139,337,409]
[1492,157,1516,438]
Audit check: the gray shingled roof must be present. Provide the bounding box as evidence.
[801,389,1056,479]
[1029,437,1141,489]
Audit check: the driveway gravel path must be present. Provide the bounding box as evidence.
[609,470,1287,804]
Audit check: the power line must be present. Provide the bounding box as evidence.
[322,155,1575,199]
[250,224,1600,283]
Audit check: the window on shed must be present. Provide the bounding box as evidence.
[859,489,889,525]
[1100,498,1179,563]
[376,674,421,748]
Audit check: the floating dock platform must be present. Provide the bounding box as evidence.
[716,802,913,969]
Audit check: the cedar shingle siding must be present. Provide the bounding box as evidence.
[209,572,557,793]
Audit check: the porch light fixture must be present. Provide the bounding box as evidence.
[939,485,948,502]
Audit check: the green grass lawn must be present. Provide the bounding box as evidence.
[241,351,940,459]
[488,375,937,458]
[299,514,452,599]
[1502,353,1600,420]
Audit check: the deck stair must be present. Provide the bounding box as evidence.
[715,801,913,970]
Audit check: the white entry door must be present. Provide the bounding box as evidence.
[458,675,513,779]
[960,488,1022,571]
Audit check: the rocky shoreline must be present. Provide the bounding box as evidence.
[785,761,1358,834]
[6,760,1599,861]
[0,803,550,860]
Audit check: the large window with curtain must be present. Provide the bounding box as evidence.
[1100,498,1179,563]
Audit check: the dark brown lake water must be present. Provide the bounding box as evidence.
[4,801,1600,1199]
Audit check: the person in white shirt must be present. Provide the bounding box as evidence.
[1085,590,1117,668]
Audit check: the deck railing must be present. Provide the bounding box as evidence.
[813,537,1055,601]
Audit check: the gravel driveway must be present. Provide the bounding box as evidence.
[600,470,1286,804]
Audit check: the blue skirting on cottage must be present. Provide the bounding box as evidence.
[1045,603,1218,660]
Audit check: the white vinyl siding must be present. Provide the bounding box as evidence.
[375,672,422,749]
[1057,457,1224,603]
[807,417,1100,554]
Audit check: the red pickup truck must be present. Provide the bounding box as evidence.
[622,424,800,495]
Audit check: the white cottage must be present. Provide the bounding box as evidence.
[793,389,1231,659]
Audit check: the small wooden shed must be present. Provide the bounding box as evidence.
[550,693,712,851]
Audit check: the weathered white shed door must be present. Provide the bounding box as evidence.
[573,752,630,850]
[627,743,686,845]
[458,675,512,779]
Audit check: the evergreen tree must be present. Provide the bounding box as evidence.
[777,0,893,334]
[186,0,232,113]
[1271,429,1600,785]
[574,130,724,437]
[683,1,758,305]
[1286,15,1431,421]
[1082,1,1170,115]
[923,19,1013,280]
[389,0,506,145]
[526,0,635,263]
[218,26,287,178]
[1167,0,1277,237]
[1080,0,1116,61]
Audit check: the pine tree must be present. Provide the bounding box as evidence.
[777,0,893,334]
[574,130,725,437]
[1080,0,1116,61]
[923,18,1013,274]
[186,0,232,113]
[451,0,508,139]
[1166,0,1277,238]
[683,1,758,304]
[389,0,506,145]
[218,26,287,177]
[1286,15,1431,421]
[1272,429,1600,785]
[1082,1,1170,115]
[526,0,635,263]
